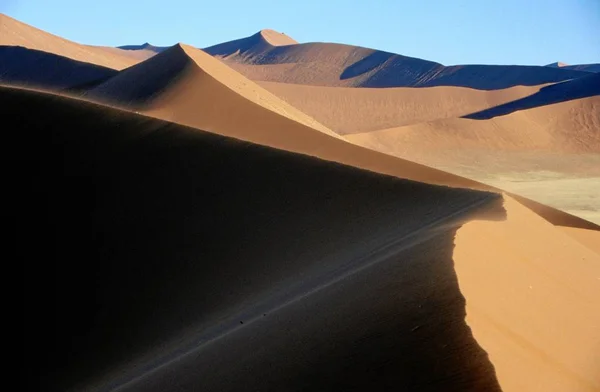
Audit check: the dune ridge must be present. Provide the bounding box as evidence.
[0,13,151,69]
[86,43,340,138]
[9,85,600,392]
[205,31,590,89]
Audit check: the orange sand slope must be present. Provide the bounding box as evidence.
[0,13,151,69]
[9,85,599,392]
[348,95,600,155]
[259,81,544,134]
[204,30,589,89]
[86,44,340,139]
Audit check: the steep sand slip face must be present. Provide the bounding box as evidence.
[259,81,543,134]
[454,195,600,391]
[8,85,501,391]
[0,13,144,69]
[87,44,340,139]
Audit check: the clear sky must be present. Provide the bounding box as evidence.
[2,0,599,66]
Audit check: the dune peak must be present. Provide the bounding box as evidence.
[257,29,298,46]
[546,61,569,68]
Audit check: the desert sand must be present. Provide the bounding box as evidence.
[0,13,151,69]
[347,94,600,223]
[7,14,600,392]
[205,30,590,89]
[259,81,544,134]
[9,85,599,392]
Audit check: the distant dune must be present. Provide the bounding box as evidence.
[9,85,599,392]
[350,95,600,156]
[259,81,544,134]
[118,42,169,54]
[205,29,297,58]
[0,46,117,90]
[546,62,600,73]
[464,72,600,119]
[348,95,600,223]
[205,30,590,89]
[0,13,151,69]
[85,44,339,139]
[82,43,599,230]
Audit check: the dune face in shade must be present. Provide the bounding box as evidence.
[10,85,501,391]
[10,86,600,392]
[0,46,118,90]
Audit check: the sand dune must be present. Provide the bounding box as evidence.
[0,46,117,90]
[9,85,599,392]
[118,42,169,55]
[259,81,544,134]
[350,95,600,154]
[84,46,598,230]
[86,43,340,139]
[0,13,150,69]
[464,72,600,119]
[547,62,600,73]
[348,95,600,223]
[205,30,589,89]
[206,29,297,58]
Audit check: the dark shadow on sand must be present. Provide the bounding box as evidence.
[463,73,600,120]
[0,46,117,90]
[6,85,506,391]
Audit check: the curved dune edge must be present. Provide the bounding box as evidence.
[86,43,340,139]
[0,13,149,70]
[454,195,600,392]
[257,81,545,134]
[9,85,600,392]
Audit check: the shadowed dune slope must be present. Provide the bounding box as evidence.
[118,42,169,54]
[259,81,543,134]
[546,62,600,73]
[86,44,340,138]
[0,13,148,69]
[9,86,600,392]
[205,31,589,89]
[0,46,117,90]
[9,84,500,391]
[464,72,600,119]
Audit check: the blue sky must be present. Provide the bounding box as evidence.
[2,0,599,65]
